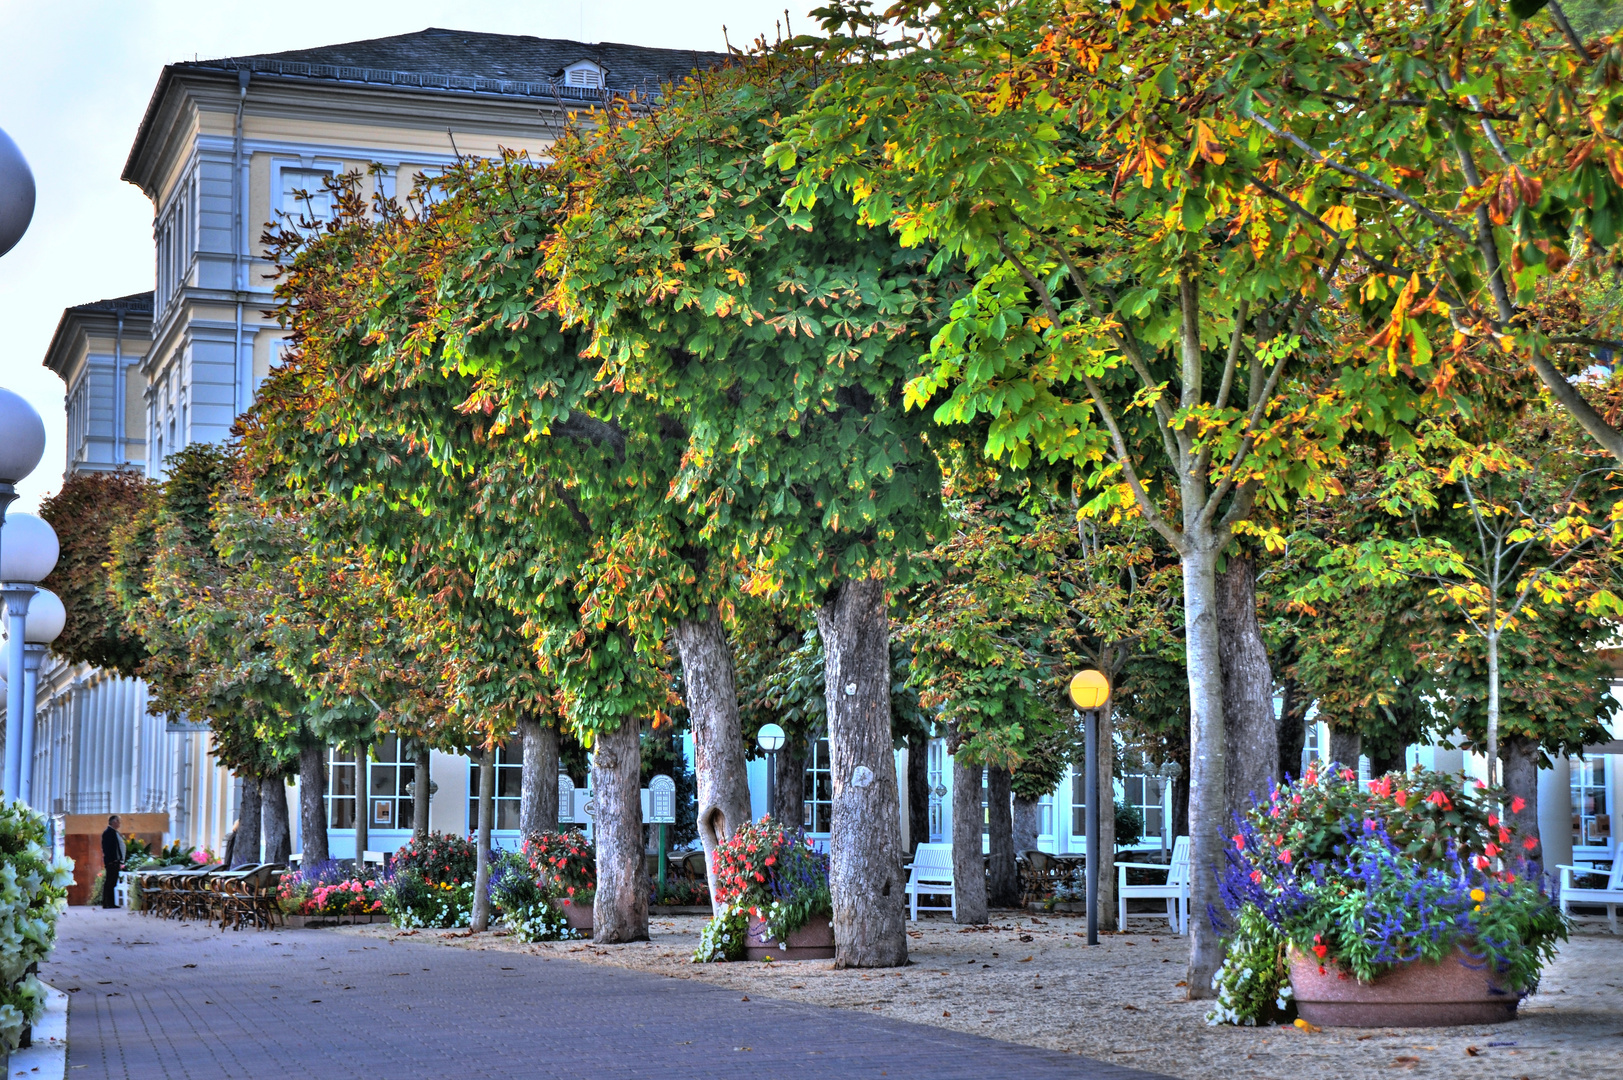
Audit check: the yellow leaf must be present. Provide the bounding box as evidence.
[1322,205,1356,231]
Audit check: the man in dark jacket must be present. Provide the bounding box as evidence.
[101,815,124,908]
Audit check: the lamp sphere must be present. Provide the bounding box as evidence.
[22,587,64,644]
[0,388,46,484]
[757,722,786,753]
[1068,669,1111,710]
[0,512,58,584]
[0,128,33,258]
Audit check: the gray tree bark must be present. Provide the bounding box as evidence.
[472,749,494,932]
[1217,553,1278,819]
[986,766,1018,908]
[520,718,559,837]
[1503,735,1542,866]
[1012,797,1039,855]
[774,732,807,826]
[412,745,430,840]
[951,751,989,924]
[354,742,369,866]
[1276,678,1308,783]
[673,612,753,913]
[1327,728,1362,771]
[232,774,262,867]
[817,577,908,967]
[298,744,329,865]
[1097,704,1118,931]
[1183,541,1227,999]
[260,775,292,865]
[591,717,650,943]
[907,730,930,855]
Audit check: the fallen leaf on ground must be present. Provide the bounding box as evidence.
[1392,1056,1419,1069]
[1019,956,1033,963]
[1465,1046,1480,1056]
[1294,1019,1321,1033]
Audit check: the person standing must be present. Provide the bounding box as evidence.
[100,815,124,909]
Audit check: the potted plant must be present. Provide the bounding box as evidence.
[694,817,833,962]
[526,830,596,932]
[1211,764,1566,1028]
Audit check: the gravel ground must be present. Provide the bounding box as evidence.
[336,913,1623,1080]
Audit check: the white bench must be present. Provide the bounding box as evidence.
[1117,835,1190,934]
[905,842,956,920]
[1559,850,1621,934]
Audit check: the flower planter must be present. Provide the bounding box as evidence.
[556,899,593,934]
[1289,946,1519,1028]
[744,913,835,961]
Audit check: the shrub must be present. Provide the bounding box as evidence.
[389,832,477,886]
[381,869,473,929]
[525,830,595,907]
[1209,764,1566,1025]
[695,817,829,963]
[0,804,73,1050]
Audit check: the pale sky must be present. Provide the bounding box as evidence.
[0,0,817,513]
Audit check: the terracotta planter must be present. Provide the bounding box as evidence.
[745,913,835,961]
[557,899,593,933]
[1290,946,1519,1028]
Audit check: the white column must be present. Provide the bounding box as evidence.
[1538,757,1572,878]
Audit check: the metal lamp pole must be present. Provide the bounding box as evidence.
[15,588,64,808]
[758,723,786,821]
[1069,670,1112,947]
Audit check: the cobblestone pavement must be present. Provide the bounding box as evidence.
[44,909,1169,1080]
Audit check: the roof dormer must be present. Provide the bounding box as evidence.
[560,59,606,89]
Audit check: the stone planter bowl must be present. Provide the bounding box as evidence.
[1290,945,1519,1027]
[744,913,835,961]
[557,899,593,933]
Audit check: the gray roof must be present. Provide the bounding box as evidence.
[63,292,154,319]
[180,27,730,102]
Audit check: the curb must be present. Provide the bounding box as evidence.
[9,982,67,1080]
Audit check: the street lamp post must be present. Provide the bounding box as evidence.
[757,723,786,821]
[1069,669,1112,947]
[14,588,64,807]
[0,512,57,802]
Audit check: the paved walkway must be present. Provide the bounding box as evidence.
[44,909,1168,1080]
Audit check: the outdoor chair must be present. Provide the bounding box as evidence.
[1117,835,1190,934]
[1017,850,1063,905]
[1558,845,1622,933]
[904,842,955,920]
[678,851,709,883]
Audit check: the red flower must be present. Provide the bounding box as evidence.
[1232,834,1245,851]
[1474,855,1490,870]
[1511,796,1526,814]
[1425,790,1452,811]
[1311,934,1327,959]
[1522,836,1538,851]
[1250,870,1263,884]
[1498,828,1511,845]
[1278,850,1292,864]
[1393,790,1408,809]
[1484,843,1500,858]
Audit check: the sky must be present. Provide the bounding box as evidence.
[0,0,818,514]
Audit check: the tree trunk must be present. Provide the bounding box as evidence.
[520,718,559,837]
[1327,728,1361,771]
[907,729,930,856]
[986,766,1017,908]
[1503,735,1541,866]
[233,774,262,867]
[1276,677,1308,783]
[412,745,430,841]
[354,742,369,866]
[1217,553,1278,820]
[672,612,753,913]
[1182,541,1227,999]
[591,717,650,943]
[774,732,807,826]
[1097,703,1117,931]
[1012,797,1039,854]
[298,744,329,865]
[1170,770,1189,842]
[472,749,494,932]
[261,775,292,865]
[1368,747,1406,778]
[817,577,908,968]
[951,750,989,924]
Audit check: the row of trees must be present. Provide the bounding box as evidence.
[38,0,1623,993]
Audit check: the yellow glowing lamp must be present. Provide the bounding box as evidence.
[1068,669,1111,710]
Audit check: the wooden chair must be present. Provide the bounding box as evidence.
[1117,835,1191,934]
[1559,845,1622,933]
[904,842,955,920]
[1018,849,1062,905]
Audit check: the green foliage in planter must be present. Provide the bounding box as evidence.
[380,870,473,929]
[0,804,73,1050]
[1206,903,1294,1027]
[489,850,579,942]
[695,818,831,961]
[1114,802,1144,848]
[389,832,477,887]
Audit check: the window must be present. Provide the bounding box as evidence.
[467,738,523,831]
[803,737,833,834]
[279,167,335,233]
[927,738,945,842]
[326,737,420,830]
[1120,771,1166,847]
[562,60,605,88]
[1573,756,1611,850]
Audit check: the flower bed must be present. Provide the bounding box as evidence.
[389,832,476,886]
[694,817,831,963]
[1209,764,1566,1027]
[277,860,385,917]
[490,849,577,942]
